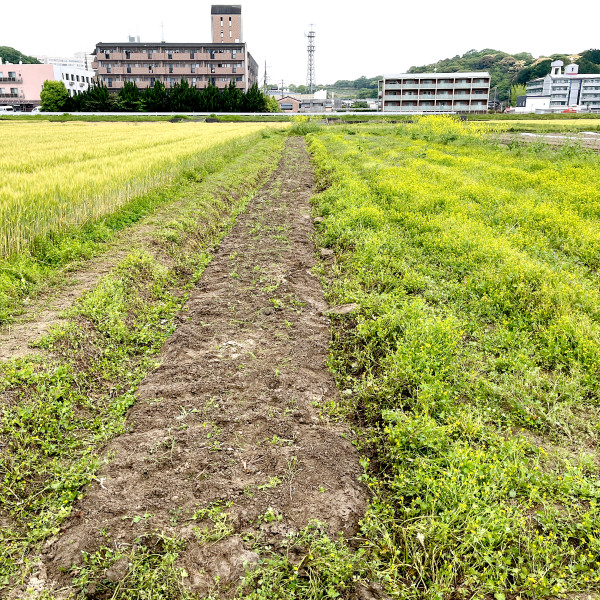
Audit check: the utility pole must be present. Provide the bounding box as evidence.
[263,60,268,94]
[281,79,284,99]
[306,25,316,94]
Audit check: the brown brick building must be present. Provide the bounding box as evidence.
[93,5,258,92]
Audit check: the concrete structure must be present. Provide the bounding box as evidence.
[93,5,257,92]
[0,61,94,111]
[211,5,242,43]
[378,72,490,113]
[526,61,600,112]
[513,94,551,113]
[35,52,95,71]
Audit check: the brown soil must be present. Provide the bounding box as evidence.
[40,138,367,595]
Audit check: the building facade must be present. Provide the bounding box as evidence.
[93,5,258,93]
[378,72,490,113]
[211,5,242,43]
[526,61,600,111]
[35,52,95,71]
[0,61,94,110]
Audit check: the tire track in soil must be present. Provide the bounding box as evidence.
[42,138,368,595]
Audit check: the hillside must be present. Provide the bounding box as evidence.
[319,49,600,103]
[0,46,40,64]
[409,48,600,101]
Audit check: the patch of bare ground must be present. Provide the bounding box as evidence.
[498,131,600,151]
[41,138,367,595]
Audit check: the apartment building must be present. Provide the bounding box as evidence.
[526,61,600,111]
[0,61,94,111]
[379,72,491,113]
[93,5,258,92]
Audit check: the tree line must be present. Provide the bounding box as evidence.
[40,79,279,112]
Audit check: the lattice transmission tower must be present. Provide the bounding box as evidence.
[306,25,316,94]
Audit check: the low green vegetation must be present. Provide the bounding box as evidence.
[0,132,285,592]
[306,117,600,597]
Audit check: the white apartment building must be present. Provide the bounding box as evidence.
[378,72,491,113]
[35,52,95,71]
[526,61,600,111]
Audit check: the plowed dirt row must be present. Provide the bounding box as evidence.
[41,138,367,595]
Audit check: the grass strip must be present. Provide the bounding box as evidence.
[0,131,285,593]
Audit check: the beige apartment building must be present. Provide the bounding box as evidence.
[93,5,258,92]
[379,72,491,113]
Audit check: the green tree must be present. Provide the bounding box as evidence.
[265,95,279,112]
[222,80,244,112]
[243,84,267,112]
[141,81,169,111]
[0,46,40,64]
[114,81,142,111]
[40,80,69,111]
[78,82,114,112]
[202,82,222,112]
[510,84,528,106]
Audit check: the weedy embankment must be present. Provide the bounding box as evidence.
[307,117,600,597]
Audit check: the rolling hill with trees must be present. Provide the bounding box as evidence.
[408,48,600,102]
[319,49,600,103]
[0,46,40,64]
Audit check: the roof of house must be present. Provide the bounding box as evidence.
[383,71,491,79]
[211,5,242,14]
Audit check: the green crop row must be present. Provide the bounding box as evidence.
[308,117,600,597]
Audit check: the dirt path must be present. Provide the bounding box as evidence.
[42,138,367,595]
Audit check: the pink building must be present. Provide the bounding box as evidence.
[0,61,95,111]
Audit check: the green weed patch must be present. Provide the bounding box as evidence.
[308,117,600,597]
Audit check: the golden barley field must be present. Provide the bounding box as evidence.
[0,121,285,257]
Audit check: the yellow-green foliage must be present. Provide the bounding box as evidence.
[0,121,285,257]
[310,118,600,596]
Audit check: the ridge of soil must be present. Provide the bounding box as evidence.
[39,138,367,595]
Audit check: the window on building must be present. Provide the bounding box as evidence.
[127,66,132,74]
[221,31,224,38]
[229,31,232,37]
[8,71,16,79]
[107,78,113,87]
[169,66,173,73]
[168,53,173,60]
[220,17,223,25]
[281,103,293,110]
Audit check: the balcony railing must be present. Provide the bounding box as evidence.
[0,77,22,83]
[0,93,19,98]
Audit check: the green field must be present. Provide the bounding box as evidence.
[308,117,600,596]
[2,116,600,598]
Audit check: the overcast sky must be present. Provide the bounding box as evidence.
[4,0,598,85]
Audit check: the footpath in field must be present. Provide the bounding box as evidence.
[42,138,367,594]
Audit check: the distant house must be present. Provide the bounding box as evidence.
[526,61,600,112]
[0,60,95,111]
[378,72,490,113]
[277,95,301,112]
